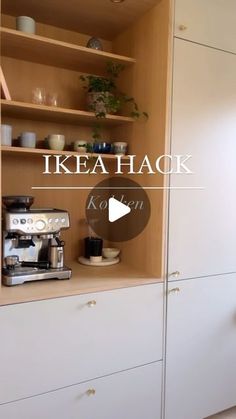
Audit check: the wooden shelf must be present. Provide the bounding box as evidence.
[0,261,162,306]
[1,27,136,74]
[1,100,134,126]
[1,145,130,161]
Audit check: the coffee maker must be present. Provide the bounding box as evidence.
[2,196,72,286]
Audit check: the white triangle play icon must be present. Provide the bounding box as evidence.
[109,197,131,223]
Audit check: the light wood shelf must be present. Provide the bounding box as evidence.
[1,100,134,126]
[0,261,162,306]
[1,145,130,161]
[0,27,136,74]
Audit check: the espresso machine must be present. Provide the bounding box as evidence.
[2,196,72,286]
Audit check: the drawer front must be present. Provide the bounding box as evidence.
[0,362,162,419]
[0,283,163,404]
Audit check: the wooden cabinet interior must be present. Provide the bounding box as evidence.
[1,0,170,293]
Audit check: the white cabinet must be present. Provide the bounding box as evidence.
[175,0,236,53]
[0,283,163,404]
[165,274,236,419]
[168,38,236,281]
[0,362,162,419]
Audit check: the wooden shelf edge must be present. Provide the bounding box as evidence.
[1,145,130,161]
[0,27,136,66]
[1,99,134,125]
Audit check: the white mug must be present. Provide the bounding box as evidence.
[113,142,128,156]
[47,134,65,151]
[1,125,12,146]
[16,16,36,34]
[20,132,36,148]
[74,140,87,153]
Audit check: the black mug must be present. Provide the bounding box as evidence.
[84,237,103,259]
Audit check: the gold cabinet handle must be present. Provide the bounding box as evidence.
[179,24,187,31]
[168,287,180,295]
[169,271,180,278]
[86,388,96,396]
[87,300,97,307]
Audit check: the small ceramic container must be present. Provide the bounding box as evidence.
[102,248,120,259]
[93,142,112,154]
[113,142,128,156]
[86,37,103,51]
[1,124,12,146]
[20,132,36,148]
[16,16,36,34]
[74,140,87,153]
[47,134,65,151]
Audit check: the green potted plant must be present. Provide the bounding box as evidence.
[80,62,148,119]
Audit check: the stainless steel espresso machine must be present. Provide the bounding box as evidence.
[2,196,72,286]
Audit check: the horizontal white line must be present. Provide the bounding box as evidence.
[32,186,205,190]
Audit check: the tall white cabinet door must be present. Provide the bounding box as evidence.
[168,39,236,281]
[165,274,236,419]
[0,362,162,419]
[175,0,236,53]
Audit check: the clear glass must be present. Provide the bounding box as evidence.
[47,92,59,107]
[32,88,46,105]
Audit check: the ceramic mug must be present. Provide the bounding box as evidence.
[47,134,65,151]
[16,16,36,34]
[74,140,87,153]
[20,132,36,148]
[1,125,12,146]
[113,142,128,156]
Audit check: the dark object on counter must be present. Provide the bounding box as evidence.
[2,195,34,211]
[84,237,103,259]
[21,261,50,269]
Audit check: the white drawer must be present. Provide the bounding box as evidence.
[0,362,162,419]
[0,283,163,404]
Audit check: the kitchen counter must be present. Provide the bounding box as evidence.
[0,261,163,306]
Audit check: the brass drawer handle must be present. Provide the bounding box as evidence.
[87,388,96,396]
[87,300,97,307]
[169,271,180,278]
[168,287,180,295]
[179,24,187,30]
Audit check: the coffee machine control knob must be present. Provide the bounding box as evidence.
[35,219,46,231]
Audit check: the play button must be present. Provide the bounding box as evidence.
[85,177,151,242]
[109,198,131,223]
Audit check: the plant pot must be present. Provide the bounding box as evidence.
[87,92,116,115]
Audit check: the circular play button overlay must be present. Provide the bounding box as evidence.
[86,177,151,242]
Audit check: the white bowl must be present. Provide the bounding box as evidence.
[102,248,120,259]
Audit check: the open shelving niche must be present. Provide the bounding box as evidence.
[0,0,170,303]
